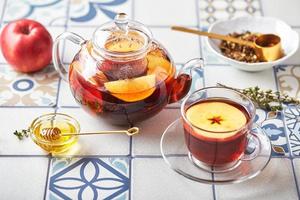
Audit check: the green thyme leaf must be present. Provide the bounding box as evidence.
[13,129,30,140]
[217,83,300,111]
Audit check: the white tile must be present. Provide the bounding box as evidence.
[151,28,201,63]
[57,107,130,156]
[44,27,66,65]
[0,157,48,200]
[0,108,54,155]
[57,79,78,107]
[133,109,181,156]
[47,27,65,41]
[284,28,300,65]
[293,158,300,191]
[63,27,95,63]
[134,0,197,26]
[132,158,213,200]
[0,26,8,63]
[201,38,227,65]
[0,0,5,15]
[0,49,6,64]
[204,65,277,90]
[261,0,300,27]
[215,158,298,200]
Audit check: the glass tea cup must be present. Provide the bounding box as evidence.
[181,87,263,173]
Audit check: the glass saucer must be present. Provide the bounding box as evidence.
[160,118,272,184]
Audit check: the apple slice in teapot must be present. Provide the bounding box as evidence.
[52,13,204,126]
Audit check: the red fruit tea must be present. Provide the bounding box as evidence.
[69,41,192,125]
[183,99,250,166]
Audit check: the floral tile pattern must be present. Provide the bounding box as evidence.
[284,106,300,156]
[276,65,300,100]
[48,157,130,200]
[255,109,289,156]
[0,65,59,106]
[197,0,262,28]
[68,0,132,26]
[3,0,68,26]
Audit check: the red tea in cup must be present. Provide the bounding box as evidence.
[183,99,251,166]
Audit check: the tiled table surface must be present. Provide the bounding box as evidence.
[0,0,300,199]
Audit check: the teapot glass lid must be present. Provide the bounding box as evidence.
[92,13,153,56]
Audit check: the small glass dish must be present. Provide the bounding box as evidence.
[30,113,80,154]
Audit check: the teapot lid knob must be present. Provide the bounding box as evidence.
[114,13,129,33]
[92,12,153,57]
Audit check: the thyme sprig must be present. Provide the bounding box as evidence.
[13,128,30,140]
[217,83,300,111]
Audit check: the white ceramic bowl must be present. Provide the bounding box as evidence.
[206,16,299,72]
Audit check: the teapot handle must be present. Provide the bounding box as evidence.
[168,58,204,104]
[52,32,85,81]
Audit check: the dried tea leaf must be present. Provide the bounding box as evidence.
[272,145,285,155]
[219,31,261,63]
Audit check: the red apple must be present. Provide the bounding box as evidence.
[0,19,52,73]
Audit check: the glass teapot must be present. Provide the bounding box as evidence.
[53,13,203,126]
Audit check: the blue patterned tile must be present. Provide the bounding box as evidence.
[197,0,262,28]
[255,109,289,156]
[284,106,300,156]
[0,65,59,106]
[275,66,300,155]
[48,157,130,200]
[275,65,300,100]
[68,0,132,26]
[3,0,68,26]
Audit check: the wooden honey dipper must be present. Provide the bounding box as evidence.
[41,127,139,141]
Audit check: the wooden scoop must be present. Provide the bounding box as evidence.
[172,26,283,62]
[41,127,139,141]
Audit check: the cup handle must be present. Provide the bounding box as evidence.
[241,123,266,161]
[52,32,85,81]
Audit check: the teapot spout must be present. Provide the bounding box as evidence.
[168,58,204,104]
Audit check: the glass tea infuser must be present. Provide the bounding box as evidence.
[53,13,203,125]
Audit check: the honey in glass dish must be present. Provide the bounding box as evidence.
[69,38,191,125]
[30,113,79,154]
[183,99,250,166]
